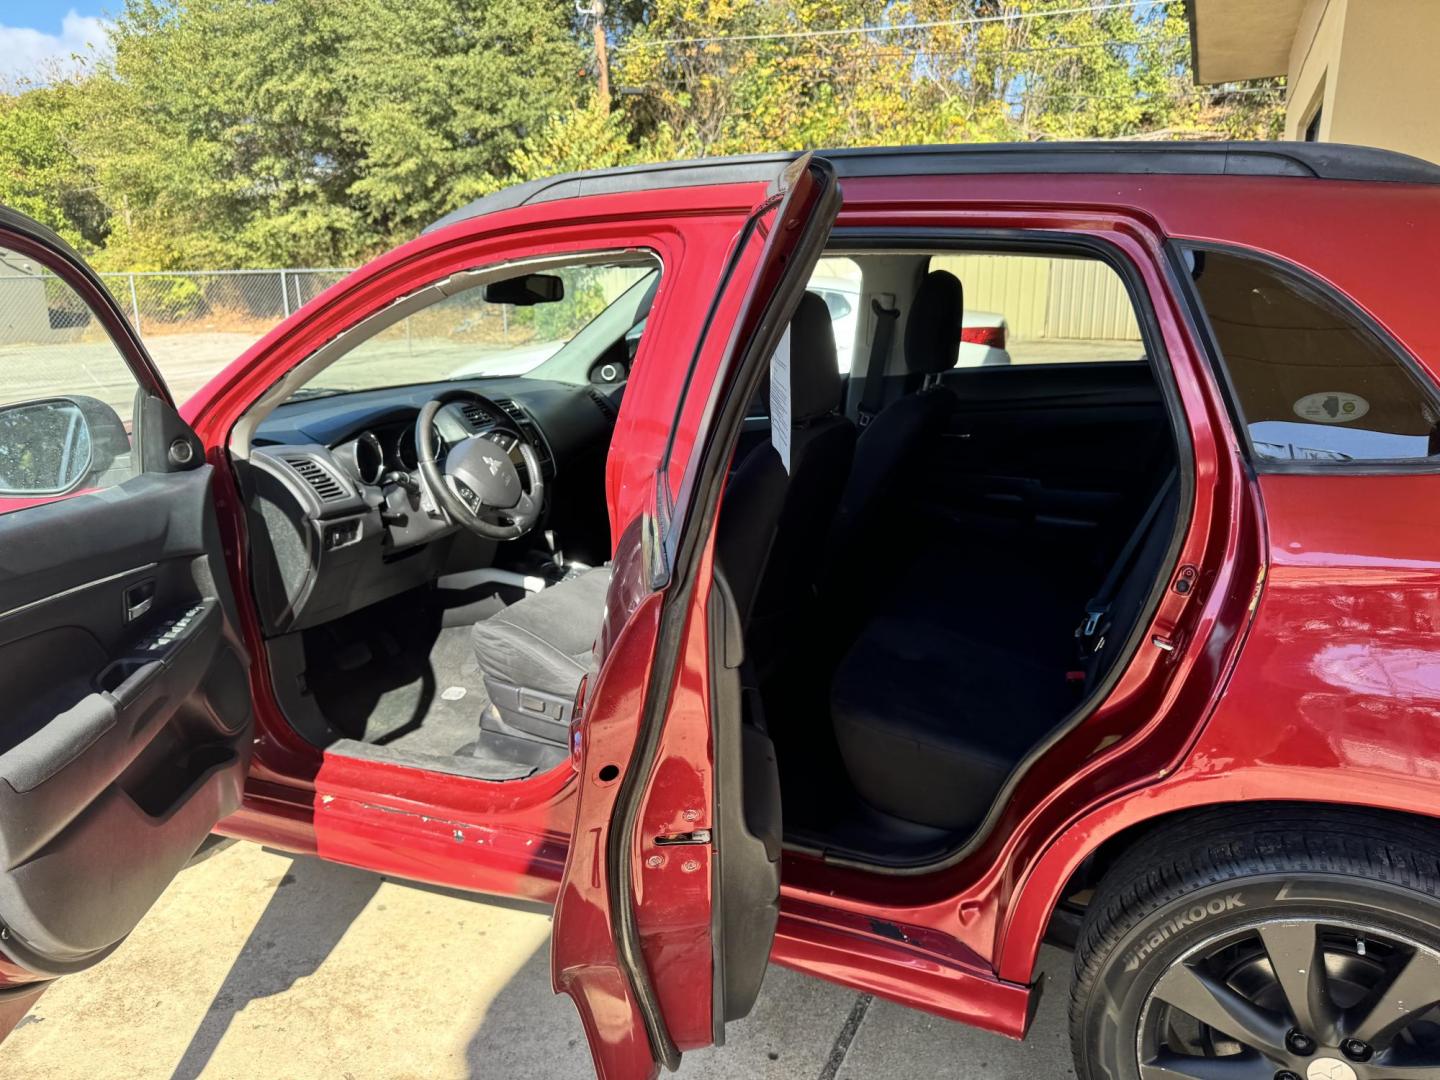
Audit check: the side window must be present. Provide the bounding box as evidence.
[807,257,861,373]
[928,252,1144,366]
[1186,247,1440,464]
[0,247,139,511]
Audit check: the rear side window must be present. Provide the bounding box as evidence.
[1186,247,1440,464]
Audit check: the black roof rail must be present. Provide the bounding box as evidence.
[425,141,1440,234]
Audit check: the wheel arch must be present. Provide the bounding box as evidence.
[999,793,1440,985]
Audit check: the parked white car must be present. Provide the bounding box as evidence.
[808,276,1011,372]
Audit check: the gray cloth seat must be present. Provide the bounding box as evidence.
[470,291,854,747]
[469,565,612,744]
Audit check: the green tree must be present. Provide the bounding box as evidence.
[81,0,584,268]
[0,0,1284,272]
[0,80,108,250]
[336,0,588,234]
[506,93,639,182]
[610,0,1282,154]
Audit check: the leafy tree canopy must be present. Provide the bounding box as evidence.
[0,0,1282,270]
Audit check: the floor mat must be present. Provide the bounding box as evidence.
[308,623,490,758]
[377,625,492,757]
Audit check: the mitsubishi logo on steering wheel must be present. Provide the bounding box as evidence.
[482,454,504,479]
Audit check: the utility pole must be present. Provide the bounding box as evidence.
[579,0,609,100]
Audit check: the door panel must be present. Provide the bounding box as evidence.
[552,152,840,1077]
[707,570,781,1027]
[0,464,252,976]
[931,362,1169,554]
[0,209,252,1004]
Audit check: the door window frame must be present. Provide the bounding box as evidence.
[0,217,175,512]
[744,225,1199,875]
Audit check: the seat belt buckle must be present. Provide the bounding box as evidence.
[1077,605,1106,640]
[857,411,874,428]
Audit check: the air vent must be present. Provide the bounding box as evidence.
[586,387,619,422]
[492,398,528,425]
[493,399,555,477]
[283,456,347,502]
[458,401,490,430]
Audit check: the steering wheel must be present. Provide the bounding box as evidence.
[415,391,546,541]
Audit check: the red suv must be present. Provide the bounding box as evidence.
[3,142,1440,1079]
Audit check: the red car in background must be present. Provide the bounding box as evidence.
[3,142,1440,1080]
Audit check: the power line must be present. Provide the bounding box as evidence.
[615,0,1154,52]
[626,34,1274,72]
[632,69,1283,105]
[855,36,1195,59]
[1003,84,1285,107]
[629,32,1285,96]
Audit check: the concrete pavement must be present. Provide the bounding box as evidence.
[0,839,1075,1079]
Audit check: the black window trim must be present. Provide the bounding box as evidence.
[1166,238,1440,477]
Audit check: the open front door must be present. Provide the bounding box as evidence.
[0,209,253,1035]
[552,154,840,1078]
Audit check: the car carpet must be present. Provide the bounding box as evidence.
[308,623,490,757]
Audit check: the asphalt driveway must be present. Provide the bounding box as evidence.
[0,839,1074,1079]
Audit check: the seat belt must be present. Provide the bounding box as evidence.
[857,298,900,428]
[1075,469,1178,655]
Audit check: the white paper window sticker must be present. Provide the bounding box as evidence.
[1293,391,1370,424]
[769,325,792,473]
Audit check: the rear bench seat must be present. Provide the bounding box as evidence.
[830,471,1179,832]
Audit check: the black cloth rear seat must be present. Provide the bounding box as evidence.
[830,472,1180,831]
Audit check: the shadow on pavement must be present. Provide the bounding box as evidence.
[462,942,595,1079]
[166,848,552,1080]
[166,854,382,1080]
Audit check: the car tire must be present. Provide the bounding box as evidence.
[1068,806,1440,1080]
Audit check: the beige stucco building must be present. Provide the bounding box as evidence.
[1188,0,1440,162]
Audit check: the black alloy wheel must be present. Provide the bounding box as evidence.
[1138,917,1440,1078]
[1069,808,1440,1080]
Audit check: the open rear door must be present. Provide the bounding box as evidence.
[551,154,840,1077]
[0,209,253,1035]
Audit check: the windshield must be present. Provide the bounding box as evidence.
[293,261,657,398]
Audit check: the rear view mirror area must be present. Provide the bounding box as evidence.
[0,395,129,496]
[483,273,565,306]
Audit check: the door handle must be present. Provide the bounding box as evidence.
[123,580,155,622]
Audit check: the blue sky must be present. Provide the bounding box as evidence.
[0,3,112,85]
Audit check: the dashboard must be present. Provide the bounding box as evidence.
[241,377,621,636]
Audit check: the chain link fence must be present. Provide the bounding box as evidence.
[94,268,354,339]
[0,263,358,405]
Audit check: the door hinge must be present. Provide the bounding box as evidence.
[654,829,711,846]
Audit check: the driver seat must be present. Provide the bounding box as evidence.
[471,291,855,747]
[470,563,613,745]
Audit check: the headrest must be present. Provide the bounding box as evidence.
[788,291,843,423]
[904,270,963,375]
